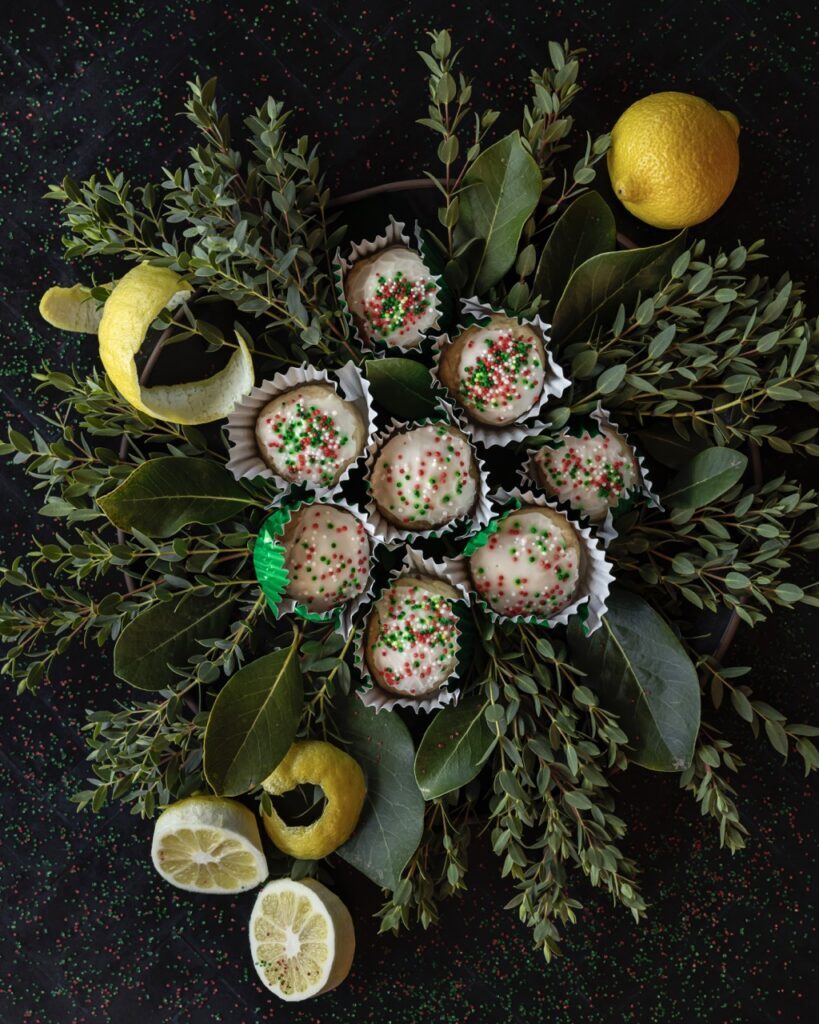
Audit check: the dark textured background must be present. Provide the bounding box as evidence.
[1,2,817,1022]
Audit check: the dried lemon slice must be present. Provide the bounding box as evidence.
[151,795,268,894]
[261,740,366,860]
[97,263,254,424]
[249,878,355,1001]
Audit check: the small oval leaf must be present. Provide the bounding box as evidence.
[335,696,424,891]
[665,447,748,509]
[414,696,497,800]
[567,587,700,771]
[99,456,253,538]
[114,592,236,691]
[365,357,439,421]
[203,643,303,797]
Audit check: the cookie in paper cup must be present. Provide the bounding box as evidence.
[432,298,569,447]
[362,417,493,543]
[335,216,442,353]
[521,404,662,545]
[354,546,473,713]
[252,496,376,637]
[225,361,376,497]
[463,488,613,635]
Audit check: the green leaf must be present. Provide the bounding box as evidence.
[364,357,439,421]
[99,457,253,538]
[533,191,616,309]
[335,696,424,891]
[636,426,707,469]
[665,447,748,509]
[203,644,303,797]
[113,592,236,690]
[551,230,687,348]
[455,131,542,293]
[414,696,496,800]
[567,587,700,771]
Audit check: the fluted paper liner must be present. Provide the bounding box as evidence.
[225,361,376,498]
[252,494,377,638]
[463,487,614,635]
[520,403,662,546]
[431,297,569,447]
[361,414,494,544]
[334,216,442,354]
[354,546,473,714]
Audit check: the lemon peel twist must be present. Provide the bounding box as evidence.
[261,740,366,859]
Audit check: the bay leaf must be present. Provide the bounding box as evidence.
[551,230,687,348]
[114,591,236,690]
[203,643,303,797]
[533,191,616,310]
[455,131,542,294]
[567,587,700,771]
[99,456,253,538]
[335,696,424,891]
[665,447,748,508]
[414,695,496,800]
[365,357,438,420]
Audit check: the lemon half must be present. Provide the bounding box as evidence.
[249,878,355,1001]
[151,795,268,894]
[608,91,740,229]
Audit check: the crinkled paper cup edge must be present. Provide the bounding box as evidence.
[463,487,614,635]
[333,216,442,355]
[225,361,377,498]
[353,546,472,714]
[429,297,569,447]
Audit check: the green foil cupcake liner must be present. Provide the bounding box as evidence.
[252,495,377,638]
[520,403,662,547]
[353,546,474,714]
[462,487,614,636]
[361,411,494,544]
[430,297,569,448]
[333,216,443,356]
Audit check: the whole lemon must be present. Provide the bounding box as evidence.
[607,92,740,229]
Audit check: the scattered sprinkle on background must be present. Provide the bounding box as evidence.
[0,2,817,1022]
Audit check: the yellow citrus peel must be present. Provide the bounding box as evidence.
[39,283,110,334]
[261,740,366,860]
[40,263,254,424]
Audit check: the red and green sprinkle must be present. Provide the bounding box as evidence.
[262,399,351,487]
[363,270,436,341]
[370,583,460,695]
[459,328,543,418]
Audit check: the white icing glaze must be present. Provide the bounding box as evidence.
[454,316,545,426]
[255,384,364,488]
[281,504,370,612]
[533,428,639,522]
[367,580,461,696]
[370,423,477,529]
[469,507,581,618]
[344,246,439,349]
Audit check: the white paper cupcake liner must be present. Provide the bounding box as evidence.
[431,297,569,447]
[464,487,614,636]
[354,546,472,714]
[225,361,377,499]
[255,493,379,640]
[334,216,443,354]
[361,414,494,544]
[520,403,663,547]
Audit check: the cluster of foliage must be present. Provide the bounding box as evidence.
[2,31,817,961]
